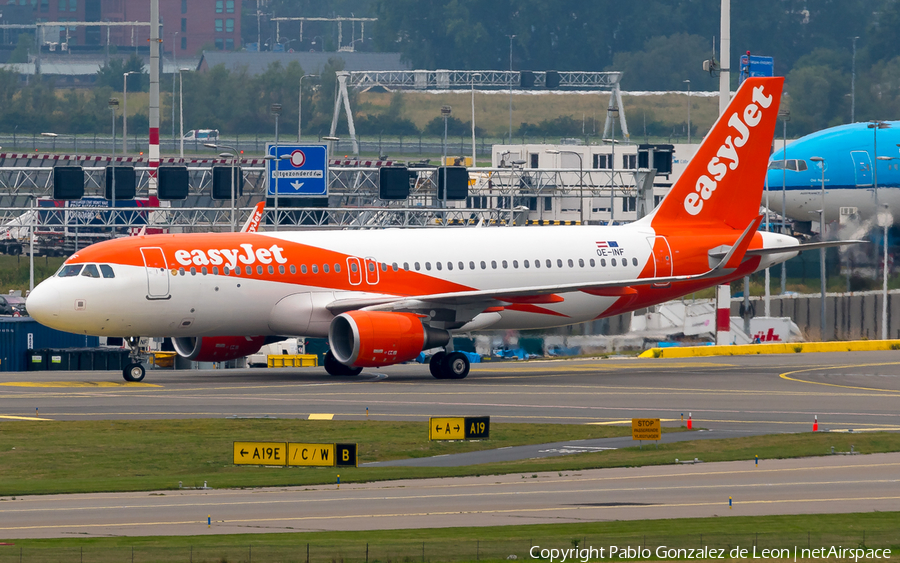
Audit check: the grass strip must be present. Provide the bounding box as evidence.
[2,512,898,559]
[1,420,896,497]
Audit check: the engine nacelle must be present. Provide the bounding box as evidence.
[329,311,450,368]
[172,335,266,362]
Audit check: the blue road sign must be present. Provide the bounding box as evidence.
[739,54,775,84]
[266,144,328,197]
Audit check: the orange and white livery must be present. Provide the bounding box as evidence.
[28,77,810,381]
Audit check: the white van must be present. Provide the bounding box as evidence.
[182,129,219,141]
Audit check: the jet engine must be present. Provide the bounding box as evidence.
[172,335,267,362]
[329,311,450,368]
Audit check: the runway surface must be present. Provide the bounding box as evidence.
[2,351,900,434]
[1,452,898,539]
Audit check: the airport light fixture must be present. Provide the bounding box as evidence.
[440,105,451,209]
[810,156,827,340]
[546,149,584,224]
[471,73,481,168]
[178,68,192,160]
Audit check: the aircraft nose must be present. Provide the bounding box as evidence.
[26,282,61,325]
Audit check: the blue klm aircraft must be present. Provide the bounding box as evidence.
[765,121,900,230]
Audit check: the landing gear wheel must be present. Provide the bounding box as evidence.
[324,351,363,376]
[123,362,145,382]
[443,352,470,379]
[429,352,447,379]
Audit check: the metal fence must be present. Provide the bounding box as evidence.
[0,531,896,563]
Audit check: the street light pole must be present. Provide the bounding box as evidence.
[683,79,691,145]
[779,109,790,294]
[206,143,239,232]
[178,68,189,159]
[298,74,318,142]
[271,103,282,231]
[546,149,584,224]
[810,156,827,341]
[506,34,515,143]
[876,154,896,340]
[471,73,480,168]
[109,97,119,227]
[441,105,451,209]
[123,71,137,154]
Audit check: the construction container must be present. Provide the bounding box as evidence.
[0,318,99,372]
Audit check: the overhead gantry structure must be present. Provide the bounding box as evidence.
[330,70,629,156]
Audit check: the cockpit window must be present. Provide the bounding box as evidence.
[767,159,808,171]
[58,264,83,277]
[99,264,115,278]
[81,264,101,278]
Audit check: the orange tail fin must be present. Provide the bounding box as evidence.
[241,201,266,233]
[650,77,783,231]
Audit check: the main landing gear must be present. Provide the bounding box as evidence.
[324,351,363,376]
[122,336,148,383]
[429,351,470,380]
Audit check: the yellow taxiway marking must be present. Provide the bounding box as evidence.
[308,413,334,420]
[474,361,734,373]
[0,381,160,388]
[0,415,51,421]
[779,362,900,393]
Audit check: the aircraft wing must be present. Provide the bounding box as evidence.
[708,239,866,260]
[327,215,762,316]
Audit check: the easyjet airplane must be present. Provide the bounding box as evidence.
[26,77,836,382]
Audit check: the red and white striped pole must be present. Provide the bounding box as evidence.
[716,284,731,345]
[147,0,160,194]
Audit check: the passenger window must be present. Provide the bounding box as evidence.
[224,266,231,275]
[600,259,606,267]
[99,264,115,278]
[312,265,319,274]
[623,260,628,268]
[301,265,308,274]
[568,259,574,268]
[611,258,617,266]
[268,265,274,274]
[480,261,486,269]
[524,260,530,268]
[590,258,595,267]
[415,262,421,271]
[632,257,638,266]
[534,259,540,268]
[436,262,443,270]
[469,261,474,270]
[491,261,497,269]
[202,267,208,275]
[278,265,285,274]
[557,259,563,268]
[512,260,518,268]
[290,265,296,274]
[245,266,252,275]
[212,267,219,275]
[392,263,398,271]
[578,259,584,267]
[191,267,198,275]
[334,264,341,273]
[323,264,330,273]
[59,264,83,277]
[447,262,452,270]
[502,260,508,269]
[256,266,263,275]
[403,262,410,271]
[425,262,431,270]
[81,264,100,278]
[381,263,387,272]
[179,268,185,276]
[546,259,552,268]
[368,262,376,272]
[350,262,357,272]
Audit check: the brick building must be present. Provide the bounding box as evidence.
[23,0,240,56]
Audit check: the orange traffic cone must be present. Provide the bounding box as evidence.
[687,413,693,430]
[813,416,818,432]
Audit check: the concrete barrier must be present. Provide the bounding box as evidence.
[639,339,900,359]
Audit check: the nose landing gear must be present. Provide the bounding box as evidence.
[122,336,149,383]
[429,351,470,379]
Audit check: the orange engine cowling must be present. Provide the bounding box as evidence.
[329,311,450,368]
[172,335,266,362]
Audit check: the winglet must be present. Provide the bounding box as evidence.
[241,201,265,233]
[718,214,763,272]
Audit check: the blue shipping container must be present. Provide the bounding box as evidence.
[0,317,99,372]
